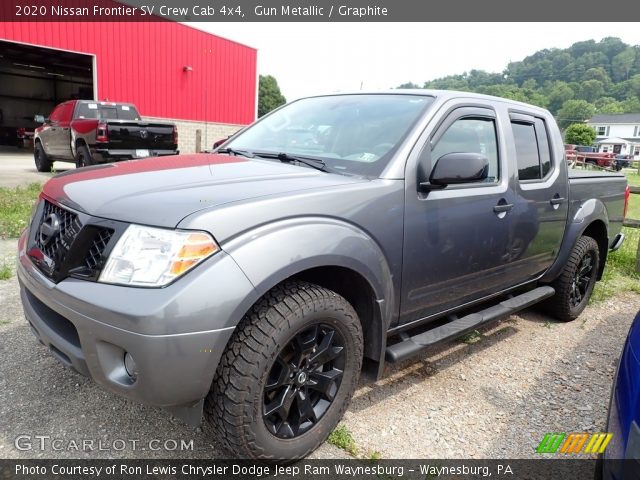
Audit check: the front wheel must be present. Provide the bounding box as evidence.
[542,235,600,322]
[204,281,363,460]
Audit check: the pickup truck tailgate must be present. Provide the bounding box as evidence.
[107,121,175,149]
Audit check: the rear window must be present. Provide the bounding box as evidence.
[512,118,552,181]
[75,103,141,121]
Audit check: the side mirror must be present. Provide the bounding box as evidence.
[34,115,46,124]
[421,152,489,190]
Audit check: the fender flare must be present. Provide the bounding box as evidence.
[541,198,609,283]
[222,217,396,368]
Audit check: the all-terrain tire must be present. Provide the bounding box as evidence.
[541,235,600,322]
[34,142,52,172]
[75,144,94,168]
[204,281,363,460]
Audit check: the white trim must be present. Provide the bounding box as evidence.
[0,37,96,58]
[92,55,98,101]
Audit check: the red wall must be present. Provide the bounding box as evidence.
[0,22,257,125]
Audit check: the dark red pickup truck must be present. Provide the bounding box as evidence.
[565,144,615,169]
[33,100,178,171]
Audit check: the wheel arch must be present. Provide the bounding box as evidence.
[581,219,609,281]
[219,218,397,380]
[73,136,88,158]
[541,198,610,283]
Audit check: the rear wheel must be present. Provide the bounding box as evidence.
[542,236,600,322]
[34,142,52,172]
[204,281,363,460]
[75,144,94,168]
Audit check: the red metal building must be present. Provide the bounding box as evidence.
[0,21,257,151]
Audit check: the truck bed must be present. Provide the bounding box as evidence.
[568,168,627,246]
[568,169,625,180]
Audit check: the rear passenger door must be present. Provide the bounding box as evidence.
[508,112,568,280]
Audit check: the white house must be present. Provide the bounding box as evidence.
[586,113,640,159]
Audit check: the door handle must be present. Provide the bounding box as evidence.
[493,203,514,213]
[550,197,565,205]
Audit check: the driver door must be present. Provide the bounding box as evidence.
[400,105,516,325]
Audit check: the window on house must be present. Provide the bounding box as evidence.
[597,126,607,136]
[603,147,609,153]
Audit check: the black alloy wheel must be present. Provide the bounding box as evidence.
[569,251,595,308]
[263,323,345,439]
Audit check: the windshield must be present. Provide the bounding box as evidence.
[75,102,141,121]
[224,94,434,177]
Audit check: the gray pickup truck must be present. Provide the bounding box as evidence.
[17,91,628,460]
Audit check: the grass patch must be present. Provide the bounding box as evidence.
[627,189,640,222]
[0,183,41,239]
[459,330,483,344]
[0,320,10,326]
[366,450,382,460]
[0,262,11,280]
[625,170,640,187]
[328,425,358,456]
[592,226,640,302]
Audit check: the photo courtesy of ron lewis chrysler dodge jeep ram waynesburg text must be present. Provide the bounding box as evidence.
[17,91,628,460]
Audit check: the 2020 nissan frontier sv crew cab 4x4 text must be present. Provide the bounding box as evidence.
[18,91,628,460]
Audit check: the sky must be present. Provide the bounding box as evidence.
[190,23,640,101]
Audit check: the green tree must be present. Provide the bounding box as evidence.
[580,79,605,103]
[402,38,639,120]
[258,74,286,118]
[612,49,636,82]
[557,99,596,130]
[547,82,575,114]
[564,124,597,145]
[397,82,420,89]
[595,97,624,113]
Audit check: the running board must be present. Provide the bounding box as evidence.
[385,286,555,363]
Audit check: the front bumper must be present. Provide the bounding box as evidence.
[17,230,258,419]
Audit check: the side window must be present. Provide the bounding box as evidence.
[49,105,63,122]
[59,103,73,122]
[535,118,551,177]
[75,103,99,120]
[431,117,499,183]
[512,118,552,181]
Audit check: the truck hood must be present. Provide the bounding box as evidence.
[43,154,365,227]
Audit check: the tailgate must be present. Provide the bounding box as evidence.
[106,121,175,149]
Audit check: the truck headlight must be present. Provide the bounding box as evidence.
[99,225,219,287]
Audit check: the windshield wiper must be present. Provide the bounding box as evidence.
[252,151,332,173]
[216,147,254,158]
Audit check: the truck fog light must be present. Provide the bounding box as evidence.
[124,352,139,380]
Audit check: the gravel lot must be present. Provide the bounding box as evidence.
[0,237,637,459]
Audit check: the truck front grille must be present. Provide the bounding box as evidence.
[29,200,120,283]
[84,228,114,270]
[35,200,82,268]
